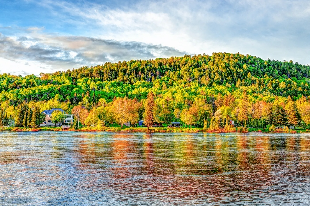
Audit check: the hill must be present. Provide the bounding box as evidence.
[0,52,309,131]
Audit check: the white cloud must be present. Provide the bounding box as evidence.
[0,31,184,75]
[37,0,310,64]
[0,57,52,76]
[1,0,310,76]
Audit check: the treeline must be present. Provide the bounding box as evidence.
[0,52,309,130]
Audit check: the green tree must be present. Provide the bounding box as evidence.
[30,108,37,128]
[30,106,41,128]
[51,110,65,127]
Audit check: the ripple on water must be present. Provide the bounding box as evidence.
[0,132,309,205]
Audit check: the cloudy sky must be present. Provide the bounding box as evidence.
[0,0,309,75]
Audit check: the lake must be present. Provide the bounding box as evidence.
[0,132,309,205]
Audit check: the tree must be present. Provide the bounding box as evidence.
[85,107,100,127]
[251,101,262,128]
[51,110,65,127]
[236,93,249,127]
[72,105,89,127]
[261,101,272,127]
[144,91,155,129]
[154,98,173,124]
[30,108,37,128]
[112,97,141,126]
[181,106,199,127]
[285,97,299,127]
[22,104,30,127]
[0,109,3,126]
[214,106,232,128]
[96,103,115,126]
[30,106,42,128]
[297,100,310,127]
[192,98,213,126]
[271,102,287,126]
[15,106,24,127]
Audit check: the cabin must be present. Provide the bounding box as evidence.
[40,108,74,127]
[169,122,181,127]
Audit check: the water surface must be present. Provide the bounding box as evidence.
[0,132,309,205]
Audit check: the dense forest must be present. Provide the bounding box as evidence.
[0,52,310,131]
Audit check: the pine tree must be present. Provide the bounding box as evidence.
[35,107,43,127]
[30,107,37,128]
[15,106,23,127]
[27,108,32,127]
[22,105,29,127]
[144,91,155,130]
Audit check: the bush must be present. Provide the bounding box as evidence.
[268,125,275,132]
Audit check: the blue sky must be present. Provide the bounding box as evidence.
[0,0,310,75]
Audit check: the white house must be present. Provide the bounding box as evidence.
[40,108,74,127]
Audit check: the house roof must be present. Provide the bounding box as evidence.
[42,108,65,115]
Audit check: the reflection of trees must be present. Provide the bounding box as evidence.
[252,135,272,189]
[236,135,248,170]
[112,133,130,178]
[300,136,310,154]
[215,135,233,173]
[255,136,271,172]
[143,134,154,174]
[77,134,97,166]
[298,136,310,177]
[286,136,297,164]
[75,133,112,168]
[173,135,194,175]
[69,133,310,203]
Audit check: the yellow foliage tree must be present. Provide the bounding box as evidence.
[235,93,250,127]
[285,97,299,126]
[112,97,141,126]
[144,91,155,129]
[72,105,89,126]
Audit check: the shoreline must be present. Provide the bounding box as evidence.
[0,126,307,134]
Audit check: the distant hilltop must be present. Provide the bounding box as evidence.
[1,52,309,102]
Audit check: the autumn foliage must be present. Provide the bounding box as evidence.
[0,52,309,131]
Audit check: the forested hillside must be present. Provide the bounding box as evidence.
[0,52,310,131]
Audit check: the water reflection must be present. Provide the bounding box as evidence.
[0,132,309,205]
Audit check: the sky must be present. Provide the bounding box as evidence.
[0,0,309,76]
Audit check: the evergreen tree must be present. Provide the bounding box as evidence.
[27,109,32,127]
[15,106,23,127]
[36,107,44,127]
[30,107,37,128]
[22,105,29,127]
